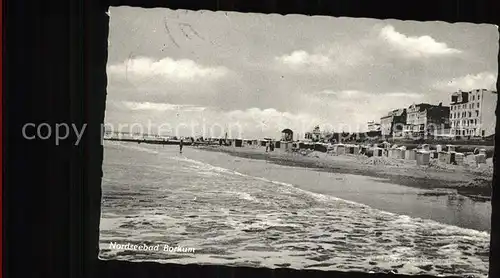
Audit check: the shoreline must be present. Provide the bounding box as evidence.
[197,145,493,199]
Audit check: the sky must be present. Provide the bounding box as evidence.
[105,7,498,139]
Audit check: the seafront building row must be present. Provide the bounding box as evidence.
[371,89,497,139]
[103,89,496,145]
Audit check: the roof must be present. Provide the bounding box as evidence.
[450,91,469,105]
[417,103,432,112]
[409,103,432,112]
[281,128,293,133]
[427,105,449,112]
[392,109,406,116]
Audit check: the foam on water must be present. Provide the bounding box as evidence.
[175,152,491,238]
[99,142,491,277]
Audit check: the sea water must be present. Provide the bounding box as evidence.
[99,141,490,277]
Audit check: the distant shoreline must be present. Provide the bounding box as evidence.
[103,138,493,199]
[197,145,493,200]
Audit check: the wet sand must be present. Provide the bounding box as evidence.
[197,145,493,199]
[99,142,491,277]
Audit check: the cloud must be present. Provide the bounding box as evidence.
[105,101,320,139]
[275,46,367,74]
[383,92,424,99]
[224,107,320,135]
[226,107,317,124]
[276,50,330,68]
[107,57,229,82]
[379,25,462,57]
[120,101,207,112]
[105,10,497,138]
[307,90,426,130]
[433,72,497,92]
[317,90,423,100]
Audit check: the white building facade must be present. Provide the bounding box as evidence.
[449,89,497,137]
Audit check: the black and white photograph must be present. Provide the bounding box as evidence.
[99,7,497,277]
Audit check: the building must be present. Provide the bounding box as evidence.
[312,126,321,141]
[403,103,450,137]
[449,89,497,137]
[304,132,313,140]
[367,121,381,132]
[305,126,322,141]
[281,129,294,141]
[425,105,451,136]
[404,103,432,136]
[380,109,407,137]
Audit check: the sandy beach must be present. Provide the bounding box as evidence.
[197,145,494,199]
[99,141,491,277]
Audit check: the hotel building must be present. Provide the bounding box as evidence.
[380,109,407,137]
[449,89,497,137]
[403,103,450,137]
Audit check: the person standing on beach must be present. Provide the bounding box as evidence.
[179,139,184,154]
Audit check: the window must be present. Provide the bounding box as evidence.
[477,103,480,108]
[471,103,474,109]
[472,95,475,100]
[478,95,481,100]
[476,110,480,117]
[468,112,471,117]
